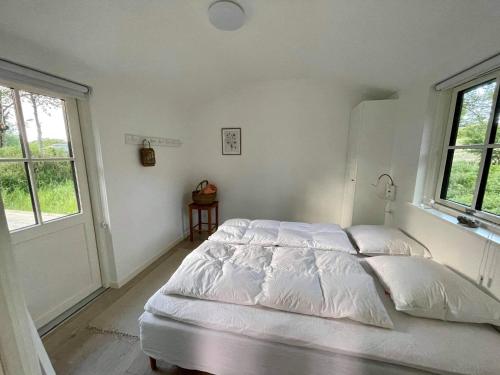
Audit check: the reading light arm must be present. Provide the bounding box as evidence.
[377,173,394,185]
[371,173,395,187]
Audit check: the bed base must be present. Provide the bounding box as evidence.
[141,312,434,375]
[149,356,209,374]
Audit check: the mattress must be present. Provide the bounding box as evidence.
[144,288,500,375]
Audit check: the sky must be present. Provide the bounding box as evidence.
[20,95,68,143]
[1,85,68,144]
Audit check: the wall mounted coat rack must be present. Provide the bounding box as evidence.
[124,133,182,147]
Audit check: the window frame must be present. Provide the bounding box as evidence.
[0,80,82,232]
[435,70,500,225]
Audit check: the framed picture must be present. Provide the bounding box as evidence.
[221,128,241,155]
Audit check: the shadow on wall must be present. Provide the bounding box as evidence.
[190,172,342,224]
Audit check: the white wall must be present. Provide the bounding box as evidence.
[387,83,433,220]
[0,32,191,286]
[89,79,192,285]
[382,81,447,227]
[187,79,361,224]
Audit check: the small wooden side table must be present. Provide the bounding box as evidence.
[189,201,219,241]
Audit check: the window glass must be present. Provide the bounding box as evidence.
[443,149,482,206]
[19,91,70,158]
[482,149,499,215]
[0,162,36,230]
[34,160,79,222]
[0,86,23,158]
[440,74,500,220]
[0,86,82,232]
[454,80,496,146]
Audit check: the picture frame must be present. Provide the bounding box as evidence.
[221,128,241,155]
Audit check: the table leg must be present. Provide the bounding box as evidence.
[215,204,219,230]
[189,206,193,241]
[198,209,202,234]
[208,207,212,235]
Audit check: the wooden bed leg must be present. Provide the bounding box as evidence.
[149,356,158,371]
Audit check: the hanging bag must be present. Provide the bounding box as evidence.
[140,139,156,166]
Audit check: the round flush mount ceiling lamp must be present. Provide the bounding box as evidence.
[208,0,246,31]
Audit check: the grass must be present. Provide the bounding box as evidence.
[3,181,78,215]
[447,160,499,215]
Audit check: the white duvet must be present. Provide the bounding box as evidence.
[161,241,393,328]
[208,219,356,253]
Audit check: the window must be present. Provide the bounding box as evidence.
[0,84,80,231]
[438,72,500,223]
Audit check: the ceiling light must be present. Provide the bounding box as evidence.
[208,1,246,31]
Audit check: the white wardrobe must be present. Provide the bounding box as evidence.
[341,99,397,227]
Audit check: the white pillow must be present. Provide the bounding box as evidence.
[347,225,430,257]
[366,256,500,326]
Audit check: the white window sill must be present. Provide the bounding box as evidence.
[409,203,500,245]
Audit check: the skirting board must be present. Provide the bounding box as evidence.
[108,232,189,289]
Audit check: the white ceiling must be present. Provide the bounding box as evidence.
[0,0,499,101]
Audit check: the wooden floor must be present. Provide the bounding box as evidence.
[42,237,209,375]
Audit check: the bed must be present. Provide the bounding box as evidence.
[139,220,500,375]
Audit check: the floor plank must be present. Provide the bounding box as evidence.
[42,237,208,375]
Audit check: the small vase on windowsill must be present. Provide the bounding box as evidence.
[419,197,435,210]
